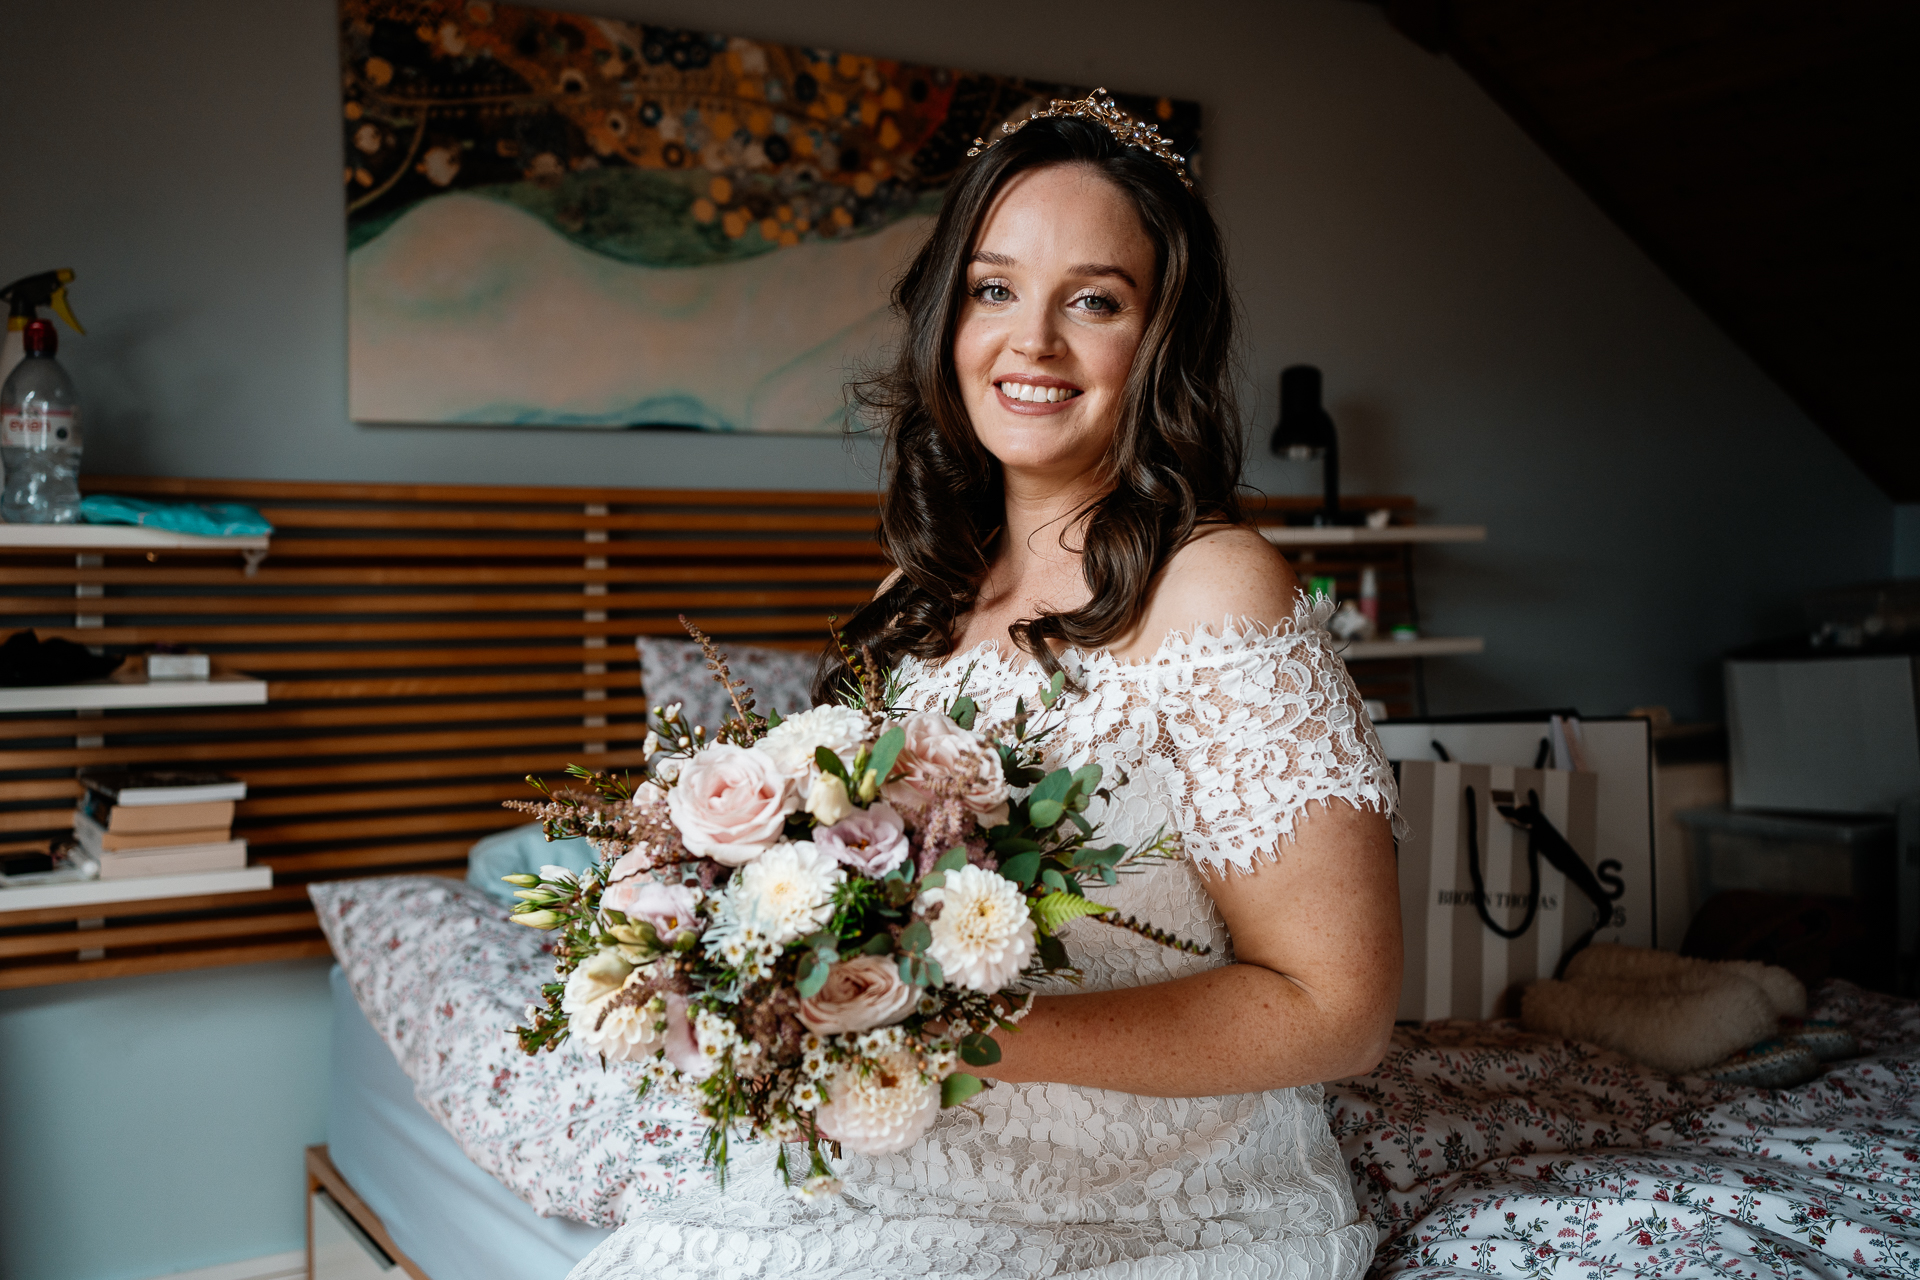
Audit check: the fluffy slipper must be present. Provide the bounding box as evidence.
[1521,971,1777,1074]
[1564,944,1806,1017]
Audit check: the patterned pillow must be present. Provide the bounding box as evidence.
[311,875,707,1227]
[636,636,821,732]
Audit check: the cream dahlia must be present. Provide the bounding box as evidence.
[917,863,1036,991]
[723,841,844,948]
[814,1049,941,1155]
[754,704,869,783]
[563,952,669,1062]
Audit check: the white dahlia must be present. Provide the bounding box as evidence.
[723,841,844,948]
[563,951,669,1062]
[754,703,870,783]
[815,1050,942,1156]
[917,864,1036,992]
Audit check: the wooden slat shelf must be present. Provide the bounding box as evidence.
[1,478,891,988]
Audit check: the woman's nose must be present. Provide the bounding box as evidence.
[1010,309,1066,360]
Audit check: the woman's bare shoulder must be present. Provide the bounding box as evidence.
[1123,524,1299,654]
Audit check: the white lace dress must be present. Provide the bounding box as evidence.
[569,601,1399,1280]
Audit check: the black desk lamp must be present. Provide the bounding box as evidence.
[1268,365,1358,526]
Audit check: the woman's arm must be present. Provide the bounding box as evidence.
[985,524,1403,1095]
[985,799,1402,1095]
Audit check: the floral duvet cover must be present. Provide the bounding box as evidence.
[1327,983,1919,1278]
[315,876,1917,1273]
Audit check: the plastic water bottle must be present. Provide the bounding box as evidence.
[1,318,82,523]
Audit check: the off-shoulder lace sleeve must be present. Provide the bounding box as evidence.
[1121,599,1403,874]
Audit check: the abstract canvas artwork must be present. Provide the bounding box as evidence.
[340,1,1201,431]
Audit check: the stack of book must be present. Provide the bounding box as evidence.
[73,769,248,880]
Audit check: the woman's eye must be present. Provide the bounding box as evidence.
[971,281,1013,304]
[1074,293,1119,314]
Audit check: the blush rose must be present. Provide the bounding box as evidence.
[666,743,794,865]
[797,955,921,1034]
[884,711,1011,826]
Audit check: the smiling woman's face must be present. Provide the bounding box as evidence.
[954,163,1158,487]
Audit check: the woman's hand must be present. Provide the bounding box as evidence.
[982,798,1401,1096]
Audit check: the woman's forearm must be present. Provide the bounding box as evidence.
[984,960,1394,1097]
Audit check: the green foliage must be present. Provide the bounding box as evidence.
[941,1072,985,1107]
[959,1032,1002,1067]
[1031,890,1114,933]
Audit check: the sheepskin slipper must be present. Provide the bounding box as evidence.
[1521,968,1779,1075]
[1563,943,1808,1018]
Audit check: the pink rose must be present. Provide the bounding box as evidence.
[884,711,1010,827]
[813,802,910,876]
[797,955,921,1034]
[666,743,794,865]
[602,875,702,941]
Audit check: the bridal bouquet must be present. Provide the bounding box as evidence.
[504,621,1198,1194]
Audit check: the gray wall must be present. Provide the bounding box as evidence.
[0,2,1894,1277]
[3,0,1891,722]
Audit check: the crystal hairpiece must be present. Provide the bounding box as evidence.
[966,88,1193,190]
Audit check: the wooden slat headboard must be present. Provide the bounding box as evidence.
[0,478,888,988]
[0,480,1420,989]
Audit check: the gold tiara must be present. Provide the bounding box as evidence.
[965,88,1194,190]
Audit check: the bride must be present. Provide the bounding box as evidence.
[572,93,1403,1280]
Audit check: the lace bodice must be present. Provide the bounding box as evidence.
[569,597,1391,1280]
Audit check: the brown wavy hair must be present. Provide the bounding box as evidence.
[816,114,1245,702]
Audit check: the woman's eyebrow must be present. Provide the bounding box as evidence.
[970,251,1017,267]
[1069,263,1137,287]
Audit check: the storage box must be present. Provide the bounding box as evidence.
[1677,806,1907,993]
[1725,652,1920,815]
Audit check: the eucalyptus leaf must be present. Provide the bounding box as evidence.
[866,725,907,786]
[859,933,893,955]
[959,1031,1003,1067]
[814,745,849,779]
[1041,867,1069,893]
[949,695,977,730]
[1028,798,1064,828]
[998,850,1042,886]
[899,920,932,954]
[795,952,829,998]
[932,847,969,875]
[941,1072,985,1107]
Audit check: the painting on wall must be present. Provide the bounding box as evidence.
[340,1,1202,432]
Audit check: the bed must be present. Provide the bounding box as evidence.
[313,868,1919,1279]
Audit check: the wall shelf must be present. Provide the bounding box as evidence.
[0,865,272,916]
[0,673,268,713]
[1341,636,1486,660]
[0,524,269,552]
[1259,524,1486,547]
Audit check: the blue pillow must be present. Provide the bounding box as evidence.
[465,823,597,907]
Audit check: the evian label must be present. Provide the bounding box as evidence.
[1,409,80,449]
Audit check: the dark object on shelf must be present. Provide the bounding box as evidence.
[1806,580,1920,651]
[0,629,122,687]
[0,848,54,876]
[1268,365,1365,527]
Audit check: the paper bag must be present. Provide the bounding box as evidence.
[1394,761,1607,1021]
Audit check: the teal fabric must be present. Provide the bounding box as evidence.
[466,823,596,906]
[80,495,273,537]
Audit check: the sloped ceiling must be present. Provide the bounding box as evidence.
[1377,0,1916,500]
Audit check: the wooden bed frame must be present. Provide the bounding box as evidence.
[0,477,1418,990]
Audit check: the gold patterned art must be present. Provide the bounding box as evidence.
[340,1,1201,431]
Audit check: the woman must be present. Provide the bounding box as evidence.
[573,93,1402,1280]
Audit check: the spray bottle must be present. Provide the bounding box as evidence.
[0,270,84,388]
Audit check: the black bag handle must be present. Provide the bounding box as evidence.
[1464,786,1613,971]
